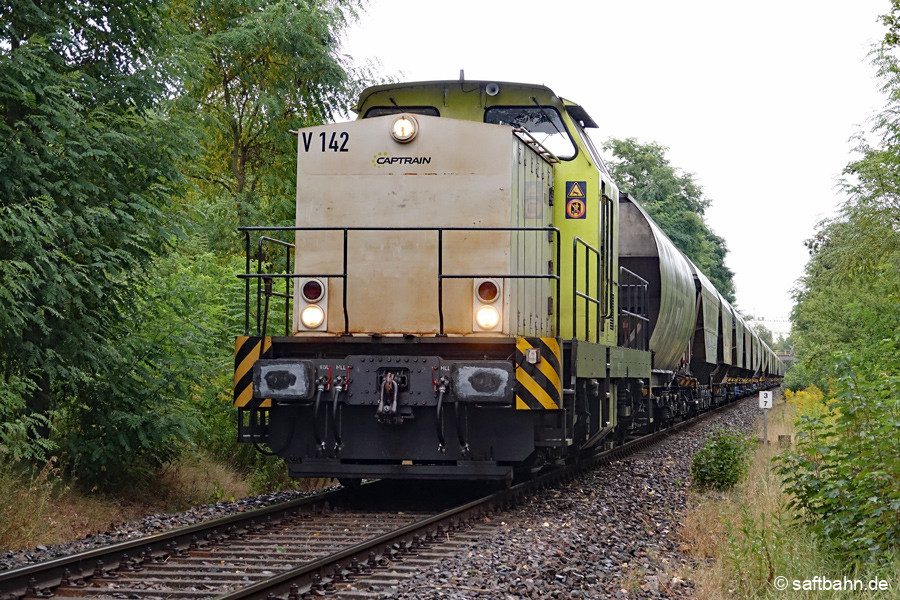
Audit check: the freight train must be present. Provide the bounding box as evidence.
[233,79,783,483]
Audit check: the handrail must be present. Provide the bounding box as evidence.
[601,193,614,326]
[618,266,650,351]
[512,128,560,163]
[239,226,561,337]
[569,191,616,341]
[255,236,295,336]
[572,236,602,342]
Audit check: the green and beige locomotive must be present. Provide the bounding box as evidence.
[234,80,783,482]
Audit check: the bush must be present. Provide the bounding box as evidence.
[691,427,755,491]
[55,241,240,489]
[784,385,832,420]
[777,343,900,566]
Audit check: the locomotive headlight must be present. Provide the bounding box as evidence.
[475,305,501,330]
[297,278,327,332]
[391,115,418,143]
[300,305,325,329]
[473,278,502,331]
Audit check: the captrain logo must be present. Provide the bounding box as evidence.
[371,152,433,168]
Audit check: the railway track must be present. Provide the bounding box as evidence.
[0,397,747,600]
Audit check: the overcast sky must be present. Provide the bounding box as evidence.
[341,1,889,338]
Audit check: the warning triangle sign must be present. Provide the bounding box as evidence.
[566,181,585,199]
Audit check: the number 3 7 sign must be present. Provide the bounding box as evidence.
[759,390,773,409]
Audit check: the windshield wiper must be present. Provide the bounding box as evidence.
[531,96,565,138]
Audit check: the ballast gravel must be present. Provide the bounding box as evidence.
[0,487,337,572]
[377,399,757,600]
[1,398,758,600]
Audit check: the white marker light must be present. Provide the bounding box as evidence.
[391,115,418,143]
[475,305,501,330]
[300,305,325,329]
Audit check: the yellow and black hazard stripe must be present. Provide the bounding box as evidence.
[234,336,272,408]
[515,337,562,410]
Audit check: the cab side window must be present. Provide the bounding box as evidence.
[484,106,577,159]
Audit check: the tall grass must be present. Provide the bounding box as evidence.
[0,459,66,550]
[681,393,900,599]
[1,452,252,552]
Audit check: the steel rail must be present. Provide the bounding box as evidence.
[0,486,355,599]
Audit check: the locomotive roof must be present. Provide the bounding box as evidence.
[355,80,598,128]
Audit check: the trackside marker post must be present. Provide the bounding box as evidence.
[759,390,773,445]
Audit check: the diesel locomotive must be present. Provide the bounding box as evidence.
[233,79,783,483]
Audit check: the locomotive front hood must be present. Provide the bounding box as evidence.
[292,113,554,337]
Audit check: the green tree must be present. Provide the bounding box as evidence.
[778,346,900,565]
[143,0,371,483]
[788,53,899,390]
[603,138,736,303]
[779,1,900,567]
[749,322,775,348]
[0,0,192,478]
[774,333,793,354]
[0,0,370,486]
[57,241,244,485]
[173,0,367,252]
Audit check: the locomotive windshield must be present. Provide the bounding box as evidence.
[364,106,440,118]
[484,106,576,159]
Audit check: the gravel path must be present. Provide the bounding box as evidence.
[379,399,757,600]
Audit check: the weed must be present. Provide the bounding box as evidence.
[691,427,754,491]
